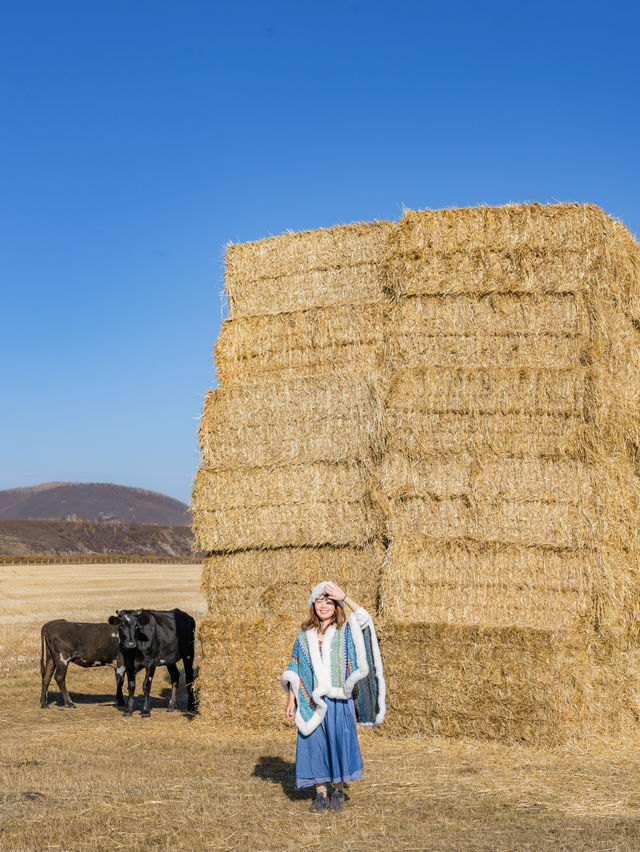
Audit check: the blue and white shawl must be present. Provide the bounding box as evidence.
[281,608,386,736]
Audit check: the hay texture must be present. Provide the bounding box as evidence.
[193,202,640,742]
[201,542,382,620]
[192,462,379,551]
[215,301,384,386]
[225,220,393,317]
[199,373,383,469]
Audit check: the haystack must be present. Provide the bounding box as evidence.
[193,203,640,743]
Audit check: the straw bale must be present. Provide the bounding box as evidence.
[392,332,585,370]
[380,454,591,502]
[215,302,384,386]
[388,367,586,416]
[197,615,297,730]
[472,457,592,500]
[389,292,588,369]
[390,292,586,337]
[388,204,640,312]
[225,220,393,318]
[386,495,592,548]
[386,411,580,458]
[379,540,590,629]
[192,462,379,551]
[583,305,640,455]
[201,542,383,619]
[390,247,587,298]
[199,374,383,469]
[379,622,637,743]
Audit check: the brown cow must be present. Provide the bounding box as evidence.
[40,620,125,708]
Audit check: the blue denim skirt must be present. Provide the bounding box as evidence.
[295,697,363,790]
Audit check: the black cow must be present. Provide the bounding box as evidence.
[109,608,196,718]
[40,620,125,709]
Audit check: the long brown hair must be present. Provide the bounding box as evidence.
[301,600,346,632]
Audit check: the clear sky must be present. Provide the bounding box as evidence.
[2,1,638,504]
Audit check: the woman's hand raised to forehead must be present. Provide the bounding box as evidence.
[324,581,346,602]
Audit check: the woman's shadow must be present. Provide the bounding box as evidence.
[252,756,313,802]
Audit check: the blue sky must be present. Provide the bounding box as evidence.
[2,1,639,504]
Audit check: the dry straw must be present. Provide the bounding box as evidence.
[379,622,638,743]
[192,462,380,551]
[215,301,384,386]
[199,373,383,470]
[379,539,591,630]
[201,542,383,620]
[388,292,588,370]
[225,220,393,318]
[193,201,640,743]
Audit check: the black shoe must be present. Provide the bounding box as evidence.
[329,789,345,813]
[309,793,329,813]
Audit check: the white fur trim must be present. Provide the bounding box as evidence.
[353,607,373,630]
[357,618,386,726]
[343,611,370,697]
[281,669,326,736]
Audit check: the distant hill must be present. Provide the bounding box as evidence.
[0,482,191,525]
[0,519,195,558]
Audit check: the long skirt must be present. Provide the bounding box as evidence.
[295,697,363,790]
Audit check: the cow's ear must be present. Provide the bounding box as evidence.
[137,612,151,625]
[108,615,119,625]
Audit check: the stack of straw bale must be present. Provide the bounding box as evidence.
[194,222,392,730]
[194,204,640,742]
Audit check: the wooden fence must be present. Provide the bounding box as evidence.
[0,554,204,566]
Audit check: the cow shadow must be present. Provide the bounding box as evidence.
[252,756,311,802]
[53,665,201,718]
[48,692,123,707]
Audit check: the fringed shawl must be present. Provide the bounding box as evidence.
[282,609,386,736]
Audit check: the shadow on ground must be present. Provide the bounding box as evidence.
[252,756,312,801]
[44,666,200,719]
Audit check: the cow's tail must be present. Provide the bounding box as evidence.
[40,624,47,676]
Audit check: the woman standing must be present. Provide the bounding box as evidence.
[282,580,385,813]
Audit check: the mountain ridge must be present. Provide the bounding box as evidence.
[0,482,191,526]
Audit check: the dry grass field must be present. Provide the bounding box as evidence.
[3,563,640,851]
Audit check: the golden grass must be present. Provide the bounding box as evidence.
[5,562,640,850]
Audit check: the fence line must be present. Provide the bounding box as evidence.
[0,555,204,566]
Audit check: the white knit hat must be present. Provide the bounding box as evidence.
[308,581,345,609]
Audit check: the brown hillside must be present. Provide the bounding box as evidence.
[0,519,195,557]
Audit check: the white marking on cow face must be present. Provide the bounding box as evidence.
[124,615,130,622]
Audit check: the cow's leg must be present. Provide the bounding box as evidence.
[183,654,196,712]
[122,668,136,717]
[40,654,55,708]
[115,664,126,707]
[141,665,156,718]
[166,663,180,712]
[54,663,75,708]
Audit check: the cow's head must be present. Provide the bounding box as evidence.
[109,610,152,650]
